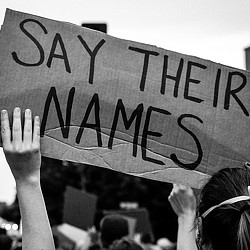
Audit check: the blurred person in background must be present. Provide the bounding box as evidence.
[100,214,129,249]
[139,232,160,250]
[110,237,143,250]
[73,214,129,250]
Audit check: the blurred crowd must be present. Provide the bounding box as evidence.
[0,213,176,250]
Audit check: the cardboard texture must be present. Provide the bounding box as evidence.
[0,9,250,188]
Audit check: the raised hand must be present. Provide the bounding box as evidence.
[1,107,55,250]
[168,184,198,250]
[1,107,41,185]
[168,184,196,218]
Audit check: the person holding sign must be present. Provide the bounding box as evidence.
[1,108,55,250]
[168,167,250,250]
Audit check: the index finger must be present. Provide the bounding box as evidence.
[1,110,11,148]
[32,116,40,148]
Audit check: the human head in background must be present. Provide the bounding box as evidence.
[109,237,143,250]
[100,214,129,249]
[197,167,250,250]
[169,165,250,250]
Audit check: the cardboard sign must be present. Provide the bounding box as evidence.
[63,186,97,230]
[52,223,91,250]
[0,9,250,188]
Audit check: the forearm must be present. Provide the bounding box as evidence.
[176,214,198,250]
[1,108,54,250]
[16,180,55,250]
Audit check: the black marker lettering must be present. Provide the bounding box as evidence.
[184,61,207,103]
[213,68,221,107]
[77,36,106,84]
[108,100,143,157]
[170,114,203,170]
[128,46,159,91]
[141,106,171,165]
[161,56,184,96]
[47,33,71,73]
[76,93,102,146]
[12,19,47,66]
[224,71,249,116]
[41,87,75,138]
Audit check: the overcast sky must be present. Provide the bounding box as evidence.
[1,0,250,204]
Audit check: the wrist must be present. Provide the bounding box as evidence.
[15,174,41,188]
[178,211,196,228]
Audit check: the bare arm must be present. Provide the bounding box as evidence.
[168,184,198,250]
[1,108,55,250]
